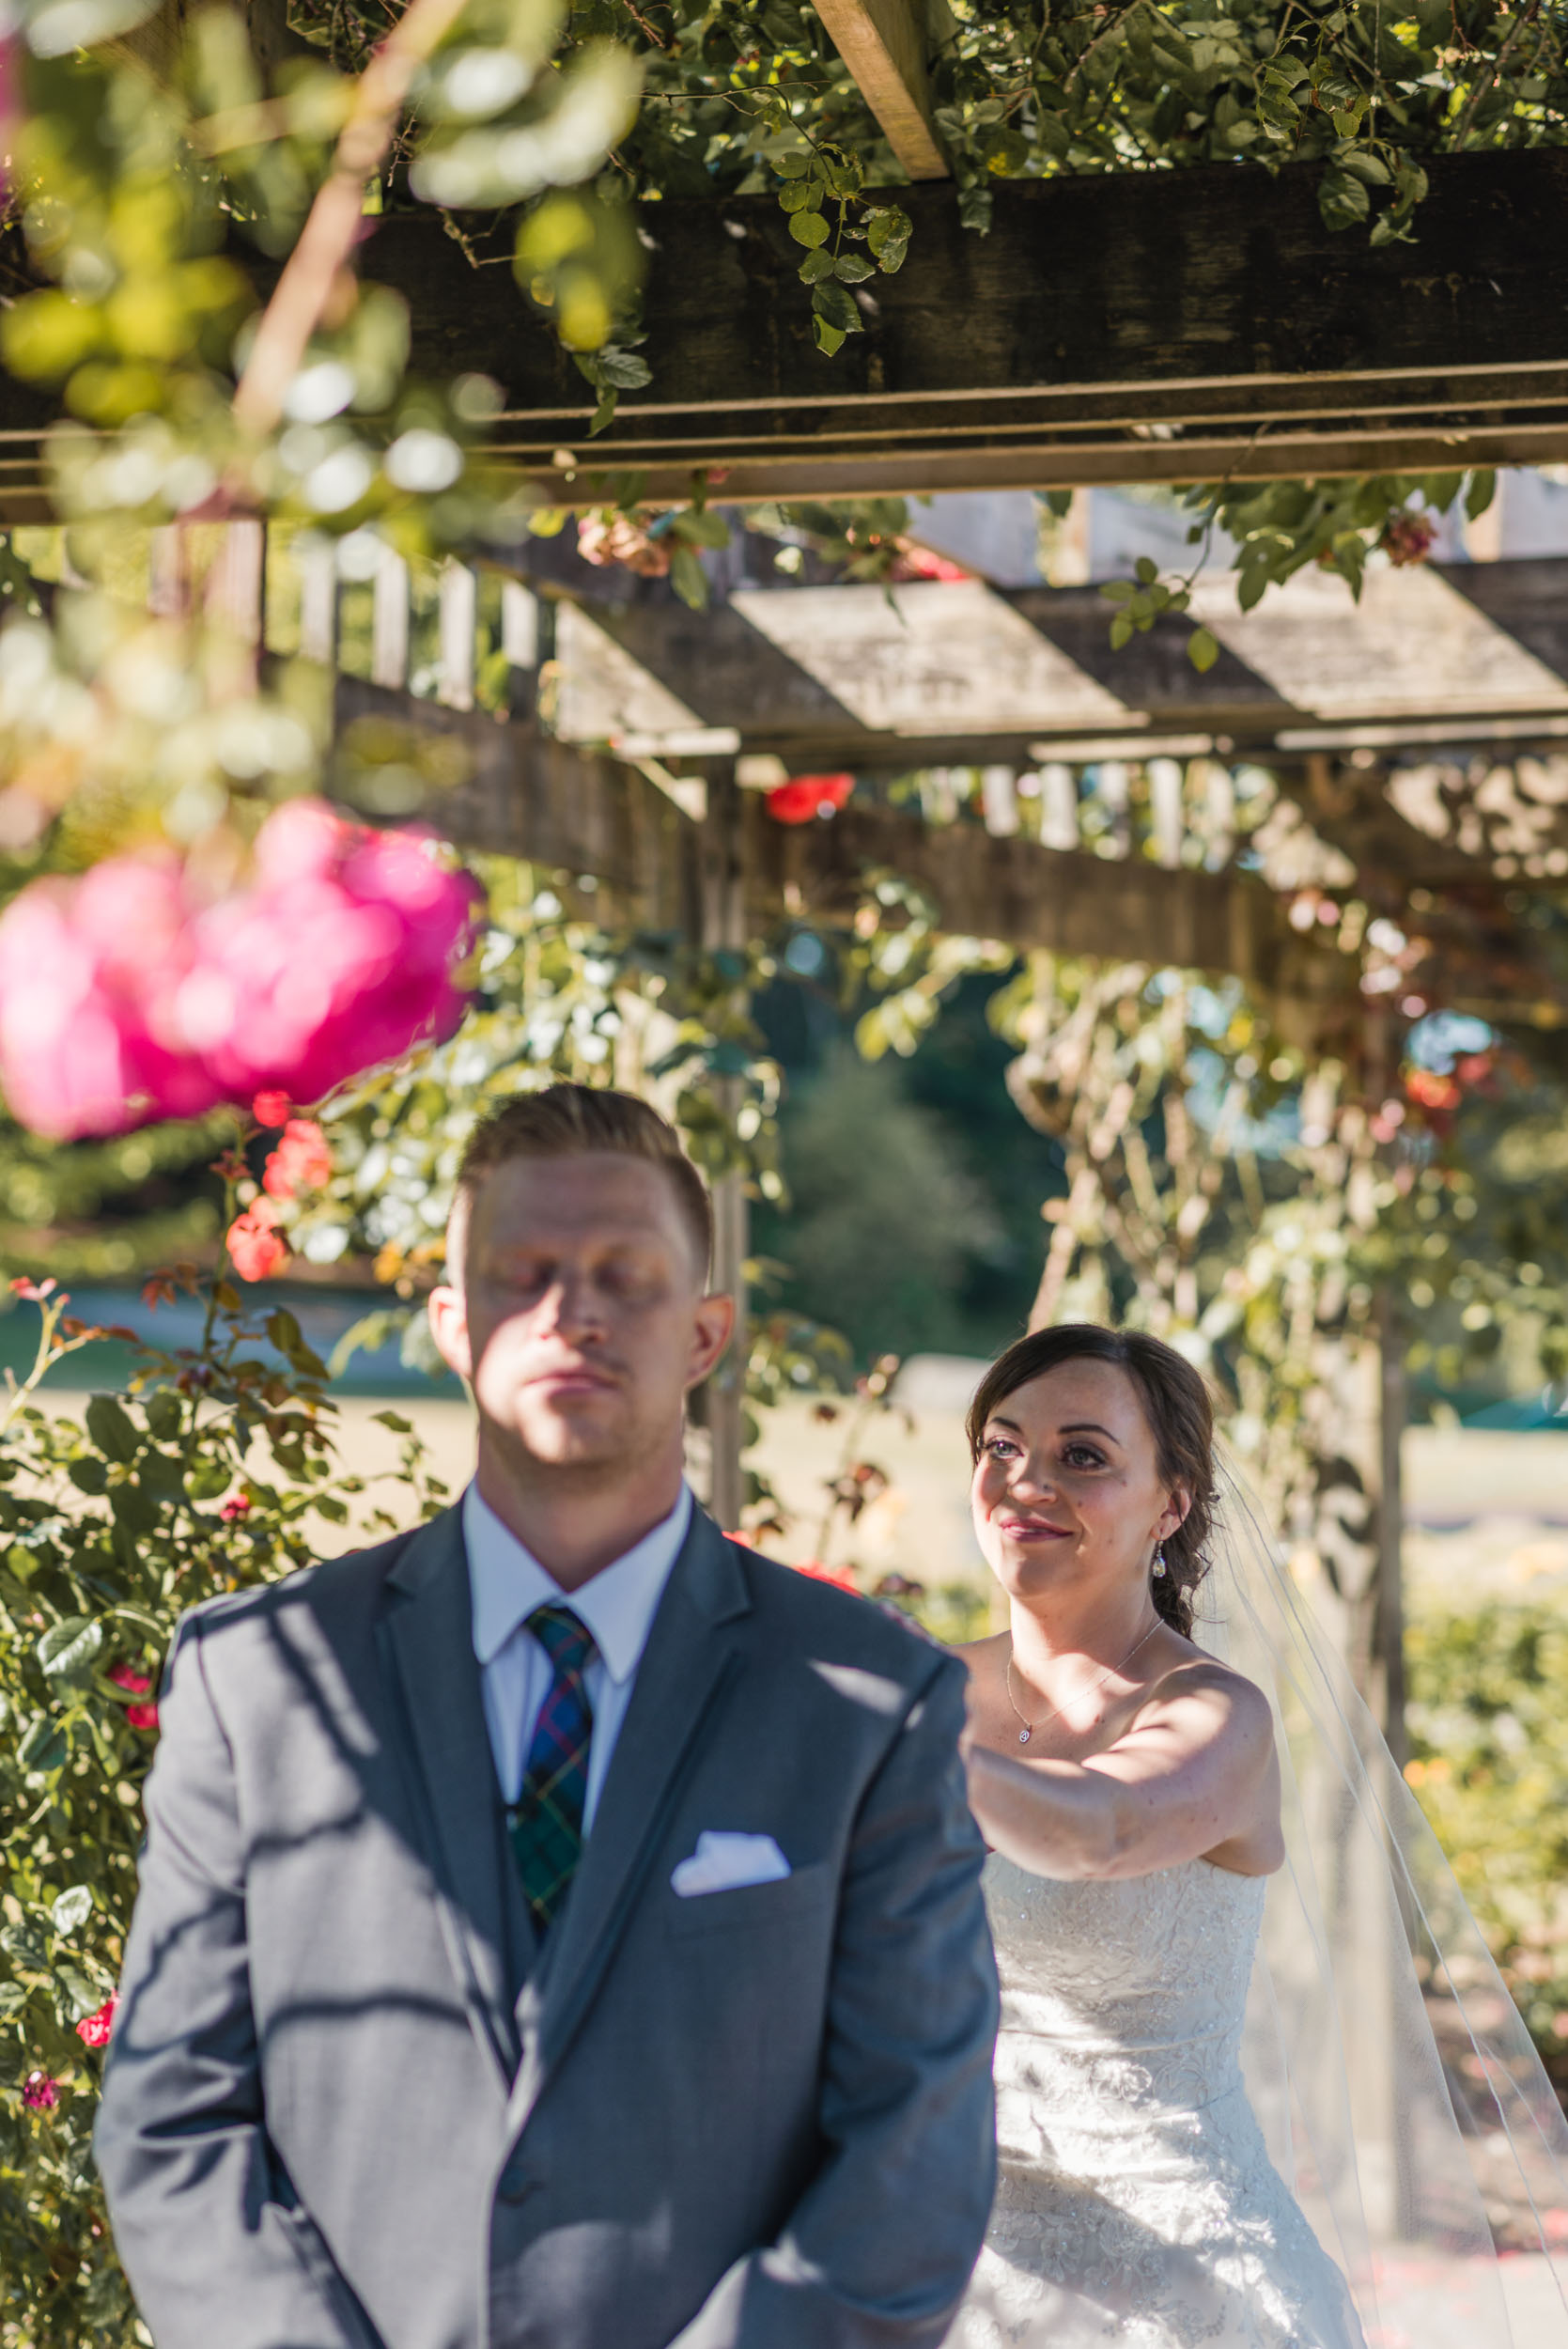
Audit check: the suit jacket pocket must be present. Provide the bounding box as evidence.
[666,1856,836,1940]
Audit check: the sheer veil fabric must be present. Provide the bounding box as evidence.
[1205,1462,1568,2347]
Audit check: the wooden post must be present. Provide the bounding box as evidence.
[702,765,750,1533]
[372,543,411,689]
[438,560,476,711]
[297,537,338,666]
[808,0,951,181]
[1375,1286,1409,1771]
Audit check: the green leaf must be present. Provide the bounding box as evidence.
[39,1615,102,1684]
[1339,148,1391,185]
[68,1456,107,1496]
[17,1716,69,1774]
[674,506,731,550]
[85,1394,138,1465]
[789,211,830,249]
[1134,555,1159,584]
[1110,612,1135,649]
[834,253,874,283]
[779,181,816,214]
[597,348,652,390]
[372,1409,413,1434]
[1100,579,1138,603]
[1466,467,1498,521]
[813,317,846,356]
[798,248,835,283]
[50,1886,92,1937]
[811,281,862,334]
[669,544,709,610]
[0,1983,26,2020]
[1318,169,1370,230]
[1188,626,1220,673]
[144,1390,181,1441]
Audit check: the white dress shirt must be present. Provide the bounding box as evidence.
[464,1478,692,1835]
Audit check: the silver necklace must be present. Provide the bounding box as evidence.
[1004,1620,1160,1747]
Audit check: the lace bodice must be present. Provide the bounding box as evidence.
[954,1855,1364,2349]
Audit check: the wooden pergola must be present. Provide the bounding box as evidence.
[282,527,1568,1523]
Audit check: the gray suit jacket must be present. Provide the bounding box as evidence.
[96,1504,999,2349]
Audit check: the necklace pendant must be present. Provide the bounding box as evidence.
[1018,1726,1032,1745]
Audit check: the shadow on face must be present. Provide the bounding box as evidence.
[427,1152,732,1475]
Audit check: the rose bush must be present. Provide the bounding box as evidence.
[0,1254,447,2347]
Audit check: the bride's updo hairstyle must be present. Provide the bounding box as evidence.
[966,1325,1218,1638]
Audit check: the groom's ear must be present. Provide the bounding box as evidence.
[427,1283,474,1382]
[685,1290,736,1392]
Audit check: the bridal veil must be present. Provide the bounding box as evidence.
[1205,1463,1568,2346]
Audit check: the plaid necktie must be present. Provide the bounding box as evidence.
[508,1604,596,1937]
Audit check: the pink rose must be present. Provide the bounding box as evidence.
[75,1997,117,2048]
[23,2072,58,2111]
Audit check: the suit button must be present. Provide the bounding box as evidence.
[497,2160,535,2205]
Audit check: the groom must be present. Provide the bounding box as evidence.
[96,1083,999,2349]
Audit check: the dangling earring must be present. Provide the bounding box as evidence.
[1153,1546,1168,1579]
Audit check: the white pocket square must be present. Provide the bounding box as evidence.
[670,1830,791,1899]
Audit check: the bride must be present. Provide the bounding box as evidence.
[952,1322,1367,2348]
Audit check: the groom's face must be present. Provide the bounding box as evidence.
[428,1151,733,1472]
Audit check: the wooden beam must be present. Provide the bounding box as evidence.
[810,0,950,181]
[3,151,1568,510]
[532,566,1568,771]
[330,674,1355,1035]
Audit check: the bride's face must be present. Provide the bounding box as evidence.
[970,1359,1187,1610]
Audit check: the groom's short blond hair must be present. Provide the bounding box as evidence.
[449,1084,713,1281]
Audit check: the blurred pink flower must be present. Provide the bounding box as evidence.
[125,1701,159,1730]
[75,1997,117,2048]
[226,1197,287,1283]
[109,1662,152,1696]
[252,1090,291,1128]
[219,1492,253,1522]
[0,803,480,1141]
[23,2072,58,2111]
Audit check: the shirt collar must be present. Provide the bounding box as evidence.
[464,1480,692,1686]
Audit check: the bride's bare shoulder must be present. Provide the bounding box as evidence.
[953,1630,1008,1675]
[1136,1650,1276,1744]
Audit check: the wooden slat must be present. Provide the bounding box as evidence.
[372,544,411,689]
[811,0,950,181]
[438,560,477,711]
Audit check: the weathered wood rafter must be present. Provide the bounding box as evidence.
[810,0,952,180]
[2,151,1568,513]
[334,674,1356,1041]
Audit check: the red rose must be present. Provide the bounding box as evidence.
[251,1090,290,1128]
[109,1662,152,1696]
[220,1492,253,1522]
[22,2072,58,2111]
[125,1701,159,1731]
[765,774,854,826]
[75,1997,117,2048]
[261,1118,333,1201]
[791,1560,861,1592]
[226,1197,288,1282]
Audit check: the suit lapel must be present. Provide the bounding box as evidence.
[380,1507,534,2095]
[510,1510,751,2121]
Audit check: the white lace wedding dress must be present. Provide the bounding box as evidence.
[954,1853,1366,2349]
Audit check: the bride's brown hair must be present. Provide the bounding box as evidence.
[966,1325,1218,1639]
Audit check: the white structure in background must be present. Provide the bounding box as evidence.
[908,470,1568,587]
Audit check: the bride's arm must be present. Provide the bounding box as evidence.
[963,1663,1281,1881]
